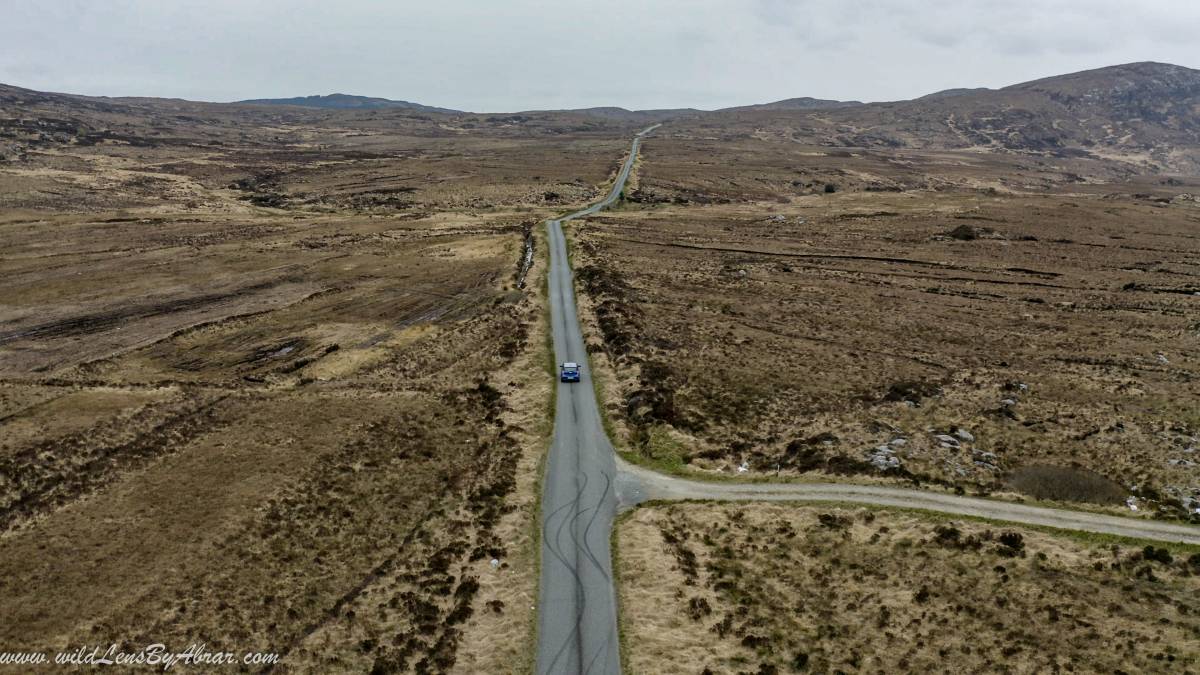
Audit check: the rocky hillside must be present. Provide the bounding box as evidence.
[717,62,1200,173]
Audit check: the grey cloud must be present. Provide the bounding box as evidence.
[0,0,1197,110]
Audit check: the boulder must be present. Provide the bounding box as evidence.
[934,434,960,449]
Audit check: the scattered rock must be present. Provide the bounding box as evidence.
[973,450,998,462]
[954,428,975,443]
[934,434,960,449]
[972,448,1000,471]
[867,445,901,470]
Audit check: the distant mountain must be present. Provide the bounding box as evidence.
[532,106,641,120]
[523,106,703,122]
[238,93,460,114]
[6,61,1200,170]
[719,97,863,112]
[539,99,858,121]
[719,62,1200,172]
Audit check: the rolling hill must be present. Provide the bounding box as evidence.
[238,93,460,114]
[5,61,1200,171]
[721,62,1200,172]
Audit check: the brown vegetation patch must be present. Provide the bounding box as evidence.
[1007,464,1128,505]
[618,503,1200,674]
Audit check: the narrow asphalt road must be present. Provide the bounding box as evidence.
[536,125,658,675]
[535,125,1200,675]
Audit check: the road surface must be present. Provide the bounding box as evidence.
[617,458,1200,545]
[535,125,1200,675]
[536,125,658,675]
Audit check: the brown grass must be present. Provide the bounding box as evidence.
[572,139,1200,519]
[0,97,631,669]
[1007,464,1128,505]
[618,502,1200,674]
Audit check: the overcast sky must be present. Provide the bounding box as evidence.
[2,0,1198,111]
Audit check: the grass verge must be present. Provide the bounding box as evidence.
[519,446,550,675]
[611,508,636,672]
[632,498,1200,554]
[519,227,556,674]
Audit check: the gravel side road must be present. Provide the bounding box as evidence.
[617,458,1200,545]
